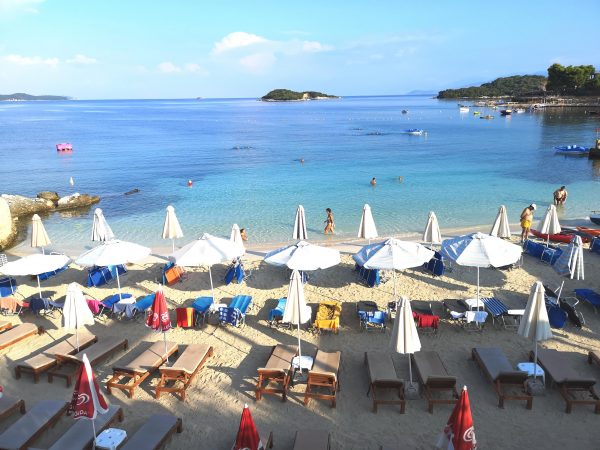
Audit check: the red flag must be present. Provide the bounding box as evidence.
[146,288,171,332]
[436,386,477,450]
[233,404,263,450]
[68,354,108,420]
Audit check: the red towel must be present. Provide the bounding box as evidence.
[417,313,439,329]
[176,307,195,328]
[85,297,100,315]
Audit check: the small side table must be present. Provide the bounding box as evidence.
[291,355,314,383]
[95,428,127,450]
[517,362,545,385]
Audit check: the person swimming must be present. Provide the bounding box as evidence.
[370,177,377,186]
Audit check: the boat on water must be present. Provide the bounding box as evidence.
[56,143,73,152]
[591,213,600,225]
[473,111,481,115]
[514,108,526,114]
[500,109,512,116]
[459,106,469,112]
[480,115,494,120]
[554,145,589,156]
[576,226,600,237]
[530,228,590,244]
[403,129,424,135]
[401,110,408,114]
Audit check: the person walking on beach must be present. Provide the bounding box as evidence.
[370,177,377,186]
[520,203,536,243]
[553,186,568,205]
[324,208,335,234]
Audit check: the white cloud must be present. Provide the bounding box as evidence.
[184,63,208,75]
[157,61,208,75]
[212,32,267,55]
[0,0,44,14]
[239,52,276,74]
[3,54,58,66]
[301,41,333,53]
[66,54,97,64]
[158,62,182,73]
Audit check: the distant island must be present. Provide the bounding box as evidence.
[0,93,70,101]
[261,89,339,101]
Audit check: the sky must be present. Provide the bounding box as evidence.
[0,0,599,99]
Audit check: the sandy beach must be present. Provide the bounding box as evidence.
[1,230,600,450]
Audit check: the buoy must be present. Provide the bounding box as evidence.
[69,176,74,186]
[187,180,193,187]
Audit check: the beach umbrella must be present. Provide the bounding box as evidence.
[230,223,245,253]
[293,205,308,240]
[31,214,51,254]
[170,233,244,300]
[91,208,114,242]
[390,296,421,389]
[422,211,442,247]
[0,253,70,297]
[284,269,311,365]
[264,240,340,271]
[538,204,561,247]
[233,404,264,450]
[518,281,553,383]
[162,205,183,253]
[353,238,434,299]
[63,282,95,351]
[554,235,584,280]
[146,287,172,362]
[436,386,477,450]
[68,354,109,446]
[357,204,378,243]
[490,205,511,239]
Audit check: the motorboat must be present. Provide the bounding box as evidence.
[459,106,469,112]
[515,108,526,114]
[554,145,589,156]
[590,213,600,225]
[500,109,512,116]
[480,115,494,120]
[56,143,73,152]
[403,128,424,135]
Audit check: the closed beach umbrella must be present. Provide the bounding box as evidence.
[63,282,95,351]
[436,386,477,450]
[390,296,421,387]
[490,205,511,239]
[230,223,245,253]
[422,211,442,247]
[518,281,553,382]
[31,214,51,254]
[553,235,584,280]
[0,253,70,297]
[293,205,308,240]
[264,240,340,271]
[233,404,264,450]
[538,204,561,247]
[91,208,114,242]
[285,270,310,364]
[146,287,172,362]
[162,205,184,253]
[358,204,378,242]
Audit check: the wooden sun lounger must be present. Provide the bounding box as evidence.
[589,350,600,368]
[107,341,178,398]
[0,400,68,450]
[412,351,459,413]
[472,347,532,409]
[532,348,600,414]
[48,336,129,387]
[156,344,214,401]
[304,350,341,407]
[0,395,25,421]
[292,430,331,450]
[364,351,405,413]
[256,344,298,401]
[14,331,97,383]
[0,323,42,350]
[120,414,183,450]
[0,321,11,332]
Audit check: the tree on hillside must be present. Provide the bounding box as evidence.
[547,63,598,95]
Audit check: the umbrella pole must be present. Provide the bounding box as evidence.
[37,276,42,298]
[171,239,175,253]
[91,419,97,449]
[533,341,539,381]
[76,329,80,352]
[163,332,169,364]
[116,271,122,301]
[408,353,413,385]
[476,267,480,309]
[393,270,397,300]
[208,267,215,301]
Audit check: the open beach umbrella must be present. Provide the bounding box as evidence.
[31,214,51,254]
[490,205,511,239]
[162,205,184,253]
[264,240,340,271]
[230,223,245,253]
[63,282,95,351]
[518,281,553,383]
[0,253,70,297]
[554,235,584,280]
[146,287,172,362]
[283,270,311,365]
[390,296,421,389]
[358,204,378,243]
[91,208,114,242]
[293,205,308,240]
[436,386,477,450]
[233,404,264,450]
[423,211,442,247]
[538,204,561,247]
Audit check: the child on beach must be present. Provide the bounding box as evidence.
[324,208,335,234]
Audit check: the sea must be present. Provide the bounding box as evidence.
[1,96,599,250]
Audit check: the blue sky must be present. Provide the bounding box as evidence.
[1,0,599,99]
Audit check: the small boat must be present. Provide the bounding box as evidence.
[459,106,469,112]
[403,128,424,135]
[530,229,590,244]
[591,213,600,225]
[514,108,526,114]
[56,143,73,152]
[554,145,589,156]
[473,111,481,115]
[480,115,494,120]
[401,110,408,114]
[500,109,512,116]
[576,226,600,237]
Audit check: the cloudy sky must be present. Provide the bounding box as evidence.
[1,0,598,99]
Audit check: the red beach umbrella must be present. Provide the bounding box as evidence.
[146,287,172,361]
[436,386,477,450]
[233,404,263,450]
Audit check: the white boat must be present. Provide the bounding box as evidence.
[515,108,526,114]
[459,106,469,112]
[403,128,425,135]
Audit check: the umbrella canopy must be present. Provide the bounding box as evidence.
[230,223,245,253]
[63,282,95,351]
[423,211,442,246]
[390,296,421,385]
[31,214,51,252]
[146,288,171,361]
[91,208,114,242]
[293,205,308,240]
[76,240,151,268]
[233,404,263,450]
[490,205,511,239]
[264,240,340,271]
[357,204,378,241]
[436,386,477,450]
[538,204,561,246]
[0,253,70,297]
[554,235,585,280]
[162,205,183,252]
[284,269,310,362]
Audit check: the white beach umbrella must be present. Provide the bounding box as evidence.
[538,204,561,247]
[490,205,511,239]
[162,205,184,253]
[422,211,442,247]
[0,253,70,297]
[357,204,378,243]
[230,223,245,253]
[31,214,51,254]
[284,270,311,364]
[63,282,95,351]
[264,240,340,271]
[554,235,585,280]
[518,281,553,382]
[390,296,421,388]
[91,208,114,242]
[293,205,308,240]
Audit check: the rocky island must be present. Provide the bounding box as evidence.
[0,93,70,101]
[261,89,339,101]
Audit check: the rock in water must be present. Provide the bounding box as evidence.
[0,198,17,250]
[37,191,60,203]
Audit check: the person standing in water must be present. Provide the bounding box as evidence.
[553,186,568,205]
[520,203,536,243]
[324,208,335,234]
[370,177,377,186]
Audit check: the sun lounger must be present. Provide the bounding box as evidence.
[292,430,331,450]
[156,344,214,401]
[479,297,524,329]
[0,277,17,298]
[574,288,600,313]
[304,350,341,407]
[0,400,68,450]
[131,293,155,320]
[224,260,245,285]
[532,348,600,414]
[442,300,486,331]
[355,263,380,287]
[256,344,298,401]
[107,341,178,398]
[162,262,185,286]
[412,351,458,413]
[0,323,41,350]
[219,295,252,327]
[0,295,28,316]
[14,331,97,382]
[589,350,600,368]
[191,296,213,326]
[48,336,129,387]
[120,414,183,450]
[87,264,126,288]
[0,395,25,421]
[356,301,386,332]
[38,263,68,281]
[0,321,11,332]
[471,347,532,409]
[411,301,440,335]
[268,298,287,327]
[364,351,405,413]
[313,301,341,334]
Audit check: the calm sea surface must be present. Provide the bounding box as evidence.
[1,96,599,249]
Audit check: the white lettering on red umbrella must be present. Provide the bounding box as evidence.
[76,393,90,406]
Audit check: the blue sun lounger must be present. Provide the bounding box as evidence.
[99,293,132,316]
[354,263,380,287]
[0,277,17,298]
[38,264,69,281]
[87,265,127,288]
[480,297,523,329]
[192,296,214,325]
[224,261,245,285]
[268,298,287,327]
[574,289,600,313]
[132,293,155,319]
[423,251,446,277]
[219,295,252,327]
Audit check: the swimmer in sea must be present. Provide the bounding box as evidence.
[370,177,377,186]
[398,176,403,183]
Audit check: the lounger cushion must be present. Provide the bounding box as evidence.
[167,344,211,374]
[473,347,525,381]
[18,331,96,372]
[366,351,401,384]
[293,430,330,450]
[412,351,456,385]
[121,414,180,450]
[114,341,177,374]
[537,348,597,385]
[0,323,39,349]
[260,344,297,373]
[311,350,341,380]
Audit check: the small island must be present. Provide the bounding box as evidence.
[0,93,70,101]
[261,89,339,102]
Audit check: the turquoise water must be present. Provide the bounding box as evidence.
[1,96,599,248]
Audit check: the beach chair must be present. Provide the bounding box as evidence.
[37,264,68,281]
[292,430,331,450]
[313,301,341,334]
[0,276,17,298]
[541,246,562,265]
[411,301,440,335]
[191,296,213,326]
[255,344,298,401]
[268,298,287,327]
[354,263,380,287]
[161,261,185,285]
[0,400,68,450]
[442,300,487,331]
[0,395,26,421]
[14,331,97,382]
[0,323,41,350]
[175,307,195,328]
[0,294,28,316]
[87,264,127,288]
[304,350,341,407]
[479,297,524,329]
[120,414,183,450]
[364,351,405,413]
[156,344,214,400]
[132,292,155,320]
[219,295,252,327]
[224,260,246,285]
[356,301,386,332]
[544,283,584,328]
[422,250,446,277]
[532,348,600,413]
[106,341,178,398]
[412,351,459,413]
[472,347,532,409]
[99,293,133,317]
[591,237,600,254]
[574,288,600,313]
[28,296,62,317]
[48,336,129,387]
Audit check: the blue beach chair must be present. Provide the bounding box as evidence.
[219,295,252,327]
[356,301,386,332]
[0,277,17,298]
[132,293,155,320]
[191,296,214,326]
[87,265,127,288]
[38,264,69,281]
[590,238,600,255]
[422,251,446,277]
[99,293,132,316]
[224,261,245,285]
[574,289,600,313]
[268,298,287,327]
[354,263,380,287]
